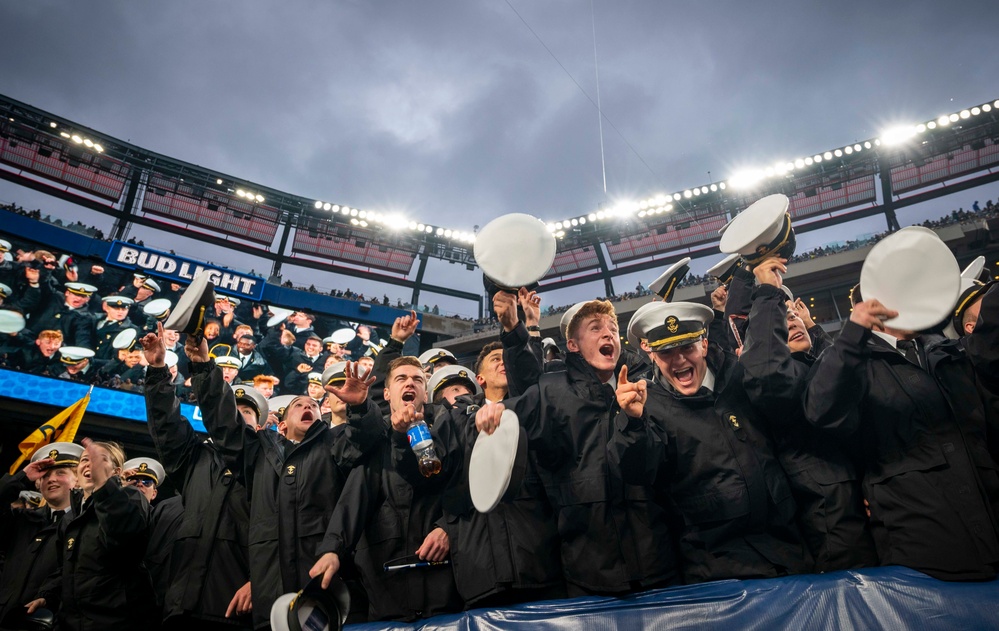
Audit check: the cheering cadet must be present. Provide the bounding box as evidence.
[803,230,999,581]
[30,282,97,348]
[314,356,462,621]
[0,443,81,628]
[190,331,383,630]
[417,341,564,608]
[476,300,677,596]
[28,439,155,630]
[141,323,255,629]
[740,258,877,571]
[627,300,808,583]
[93,295,138,360]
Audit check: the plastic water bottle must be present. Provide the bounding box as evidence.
[407,420,442,477]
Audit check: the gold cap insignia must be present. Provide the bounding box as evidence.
[49,449,59,459]
[458,370,467,378]
[235,388,245,397]
[666,316,679,334]
[729,415,740,429]
[286,465,296,475]
[139,462,148,472]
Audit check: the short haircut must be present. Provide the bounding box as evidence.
[37,330,64,342]
[253,374,280,386]
[238,334,256,343]
[387,355,424,380]
[475,341,503,375]
[297,311,315,322]
[567,300,616,340]
[34,250,55,262]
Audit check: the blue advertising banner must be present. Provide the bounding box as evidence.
[105,240,266,300]
[0,369,206,433]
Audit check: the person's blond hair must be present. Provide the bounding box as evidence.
[37,330,64,342]
[91,441,126,470]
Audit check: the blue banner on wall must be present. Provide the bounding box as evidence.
[0,369,205,433]
[106,240,266,301]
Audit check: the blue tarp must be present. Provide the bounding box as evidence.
[347,567,999,630]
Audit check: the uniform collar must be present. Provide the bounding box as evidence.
[872,330,898,349]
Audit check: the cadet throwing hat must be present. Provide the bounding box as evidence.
[123,457,166,486]
[474,213,557,299]
[65,282,98,297]
[719,194,796,265]
[427,364,482,399]
[630,301,714,351]
[266,306,294,328]
[215,355,242,370]
[648,257,691,301]
[321,362,348,387]
[270,575,350,631]
[418,348,456,368]
[0,283,12,299]
[59,346,94,365]
[0,309,25,334]
[469,408,527,513]
[143,298,173,320]
[707,253,743,286]
[112,329,138,351]
[559,302,586,340]
[30,441,84,468]
[859,228,961,332]
[164,272,216,338]
[232,384,269,423]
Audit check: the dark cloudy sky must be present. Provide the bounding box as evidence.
[2,1,998,317]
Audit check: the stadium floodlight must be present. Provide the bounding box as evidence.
[937,115,950,126]
[349,208,358,217]
[579,217,587,225]
[587,213,597,221]
[255,194,264,203]
[948,113,959,123]
[729,169,766,189]
[217,179,224,185]
[408,221,418,230]
[596,210,606,219]
[358,210,367,218]
[359,220,368,228]
[879,125,918,146]
[960,110,971,119]
[59,132,70,139]
[350,218,359,226]
[844,146,853,154]
[927,121,937,130]
[555,221,563,230]
[571,218,579,226]
[436,228,444,236]
[236,189,246,197]
[683,190,693,198]
[93,144,104,153]
[71,135,83,144]
[984,104,993,112]
[444,229,453,238]
[823,151,833,160]
[83,138,93,147]
[638,210,647,218]
[971,107,981,116]
[915,124,926,133]
[321,202,331,211]
[794,158,805,168]
[546,223,556,232]
[49,122,57,128]
[834,149,843,157]
[417,223,425,231]
[425,226,433,234]
[863,141,872,149]
[314,201,323,209]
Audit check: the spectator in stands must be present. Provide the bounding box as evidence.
[286,311,317,349]
[8,329,63,375]
[234,334,270,381]
[31,282,97,348]
[94,296,139,361]
[252,374,280,399]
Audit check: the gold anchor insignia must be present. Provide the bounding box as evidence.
[139,462,148,472]
[67,538,75,550]
[48,449,58,459]
[729,415,740,429]
[756,244,769,256]
[235,388,245,397]
[286,465,296,475]
[666,316,679,334]
[458,370,467,378]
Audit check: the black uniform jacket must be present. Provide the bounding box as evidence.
[741,284,877,571]
[197,358,384,630]
[638,346,808,584]
[147,364,252,626]
[503,352,678,593]
[145,495,185,611]
[92,317,139,360]
[30,302,93,348]
[407,394,562,606]
[319,429,462,622]
[39,479,154,631]
[803,320,999,581]
[0,472,66,623]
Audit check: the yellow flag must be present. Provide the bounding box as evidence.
[8,388,92,474]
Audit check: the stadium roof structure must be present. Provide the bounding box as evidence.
[2,92,998,313]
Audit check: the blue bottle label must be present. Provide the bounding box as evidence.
[407,424,432,449]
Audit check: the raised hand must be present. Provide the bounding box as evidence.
[752,257,787,288]
[308,553,341,590]
[710,285,728,311]
[793,298,814,328]
[325,361,376,406]
[390,402,422,434]
[518,287,541,327]
[391,310,420,343]
[493,291,519,332]
[615,364,647,418]
[850,298,899,331]
[23,458,54,482]
[139,322,168,368]
[184,333,210,363]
